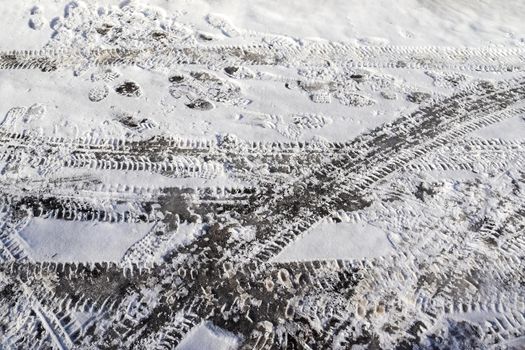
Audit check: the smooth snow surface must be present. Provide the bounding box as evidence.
[472,114,525,140]
[19,218,153,262]
[273,221,394,262]
[2,0,525,49]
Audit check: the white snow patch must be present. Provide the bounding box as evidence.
[18,218,153,262]
[176,322,239,350]
[273,221,394,262]
[471,114,525,140]
[424,170,480,182]
[2,0,525,49]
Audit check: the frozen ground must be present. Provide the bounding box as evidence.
[0,0,525,349]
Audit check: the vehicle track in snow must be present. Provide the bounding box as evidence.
[2,74,525,348]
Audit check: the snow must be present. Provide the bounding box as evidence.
[2,2,522,145]
[273,221,394,262]
[1,0,525,348]
[18,218,153,262]
[2,0,525,50]
[53,167,247,189]
[472,114,525,140]
[0,60,414,143]
[176,322,239,350]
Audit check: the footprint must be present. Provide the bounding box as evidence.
[224,66,255,79]
[28,6,45,30]
[24,103,46,123]
[115,81,142,98]
[186,99,214,111]
[91,69,121,83]
[206,13,240,38]
[292,114,332,130]
[89,84,109,102]
[425,71,469,89]
[2,104,46,127]
[335,92,376,107]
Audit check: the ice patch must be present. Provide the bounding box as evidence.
[18,218,153,262]
[273,221,394,262]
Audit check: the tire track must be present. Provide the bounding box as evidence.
[1,43,525,72]
[2,76,525,347]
